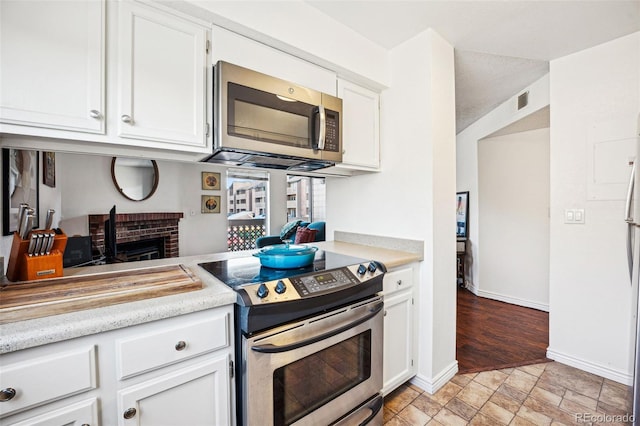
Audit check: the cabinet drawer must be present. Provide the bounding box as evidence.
[116,314,229,379]
[8,398,99,426]
[383,267,413,293]
[0,346,97,418]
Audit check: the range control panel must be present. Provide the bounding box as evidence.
[239,261,384,306]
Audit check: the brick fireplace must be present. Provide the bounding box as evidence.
[88,212,184,260]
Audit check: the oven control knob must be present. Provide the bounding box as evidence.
[357,264,367,275]
[257,283,269,298]
[275,280,287,294]
[368,262,377,273]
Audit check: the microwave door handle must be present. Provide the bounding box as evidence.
[316,105,326,150]
[251,301,383,354]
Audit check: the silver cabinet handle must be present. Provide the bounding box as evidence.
[397,279,402,285]
[175,340,187,351]
[0,388,16,402]
[123,407,137,419]
[89,109,102,119]
[121,114,132,124]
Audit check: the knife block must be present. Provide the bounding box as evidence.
[6,230,68,282]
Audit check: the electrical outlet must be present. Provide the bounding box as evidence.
[565,209,585,224]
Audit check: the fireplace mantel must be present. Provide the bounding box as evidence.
[88,212,184,259]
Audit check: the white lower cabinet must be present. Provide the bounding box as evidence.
[0,306,234,426]
[382,265,416,395]
[0,346,98,418]
[118,356,230,426]
[8,398,99,426]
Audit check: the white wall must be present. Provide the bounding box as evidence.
[548,32,640,384]
[456,74,550,293]
[478,128,550,310]
[327,28,457,392]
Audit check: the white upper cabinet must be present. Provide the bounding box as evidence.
[0,0,105,133]
[117,1,210,150]
[211,26,336,95]
[337,79,381,170]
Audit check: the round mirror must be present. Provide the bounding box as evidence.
[111,157,159,201]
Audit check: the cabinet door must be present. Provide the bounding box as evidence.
[382,290,414,394]
[117,356,230,426]
[337,80,380,169]
[0,0,105,133]
[211,26,337,95]
[8,398,98,426]
[117,1,209,150]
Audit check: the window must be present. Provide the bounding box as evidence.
[227,170,269,251]
[286,175,325,222]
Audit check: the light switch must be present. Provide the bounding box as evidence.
[565,208,586,224]
[565,209,575,223]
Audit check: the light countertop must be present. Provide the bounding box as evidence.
[1,241,421,354]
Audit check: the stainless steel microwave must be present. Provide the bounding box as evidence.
[202,61,342,171]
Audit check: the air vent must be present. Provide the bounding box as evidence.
[517,91,529,110]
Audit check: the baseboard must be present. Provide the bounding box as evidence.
[410,360,458,394]
[474,288,549,312]
[546,348,632,385]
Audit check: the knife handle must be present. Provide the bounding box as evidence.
[27,233,38,256]
[17,203,29,236]
[45,232,56,254]
[45,209,55,230]
[19,211,30,240]
[33,233,44,256]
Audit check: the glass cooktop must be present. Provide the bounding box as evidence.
[198,250,368,289]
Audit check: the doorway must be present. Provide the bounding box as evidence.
[457,112,551,373]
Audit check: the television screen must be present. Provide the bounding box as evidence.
[104,205,117,262]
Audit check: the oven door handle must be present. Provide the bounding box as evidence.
[360,394,383,425]
[251,301,383,354]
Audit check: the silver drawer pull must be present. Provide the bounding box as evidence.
[121,114,132,124]
[123,407,137,419]
[175,340,187,351]
[0,388,16,402]
[89,109,102,119]
[397,279,402,285]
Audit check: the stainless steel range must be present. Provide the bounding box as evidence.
[199,250,386,426]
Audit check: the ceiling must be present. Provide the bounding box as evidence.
[305,1,640,133]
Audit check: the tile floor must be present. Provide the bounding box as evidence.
[383,361,633,425]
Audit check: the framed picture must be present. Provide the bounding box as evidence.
[456,191,469,239]
[3,148,39,235]
[201,195,221,214]
[43,151,56,188]
[201,171,221,190]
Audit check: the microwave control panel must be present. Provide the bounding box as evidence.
[324,111,340,152]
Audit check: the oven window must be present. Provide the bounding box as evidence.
[272,330,372,426]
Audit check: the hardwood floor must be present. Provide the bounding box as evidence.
[456,287,550,374]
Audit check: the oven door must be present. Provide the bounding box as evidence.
[242,296,383,426]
